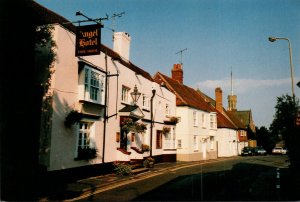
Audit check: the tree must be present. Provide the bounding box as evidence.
[256,126,275,153]
[35,25,56,93]
[269,94,300,167]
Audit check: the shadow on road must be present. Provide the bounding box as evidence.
[133,162,296,201]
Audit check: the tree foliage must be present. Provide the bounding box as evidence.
[35,25,56,94]
[256,126,275,153]
[270,94,300,167]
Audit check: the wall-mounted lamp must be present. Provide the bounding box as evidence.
[130,85,141,105]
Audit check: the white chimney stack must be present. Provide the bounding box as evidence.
[113,32,131,61]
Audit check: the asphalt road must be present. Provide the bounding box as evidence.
[78,155,289,201]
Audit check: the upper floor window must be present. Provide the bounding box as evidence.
[142,94,149,110]
[165,104,170,115]
[79,64,105,105]
[210,113,217,129]
[193,111,198,126]
[202,113,206,128]
[121,86,130,103]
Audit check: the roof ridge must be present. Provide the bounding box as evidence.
[154,73,188,106]
[154,72,215,112]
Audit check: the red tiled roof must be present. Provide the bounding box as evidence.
[154,72,216,113]
[216,110,237,129]
[154,72,240,130]
[30,1,153,82]
[226,111,248,129]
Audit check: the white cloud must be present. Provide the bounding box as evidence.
[196,77,300,127]
[197,77,295,94]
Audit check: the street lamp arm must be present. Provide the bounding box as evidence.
[268,36,295,99]
[268,36,290,42]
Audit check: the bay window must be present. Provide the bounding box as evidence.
[79,63,105,105]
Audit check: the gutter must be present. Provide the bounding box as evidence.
[150,89,156,157]
[102,51,108,163]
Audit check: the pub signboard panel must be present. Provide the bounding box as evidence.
[75,24,101,56]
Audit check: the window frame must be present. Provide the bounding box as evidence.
[156,130,163,149]
[210,136,214,150]
[210,113,217,129]
[77,122,91,150]
[142,94,150,110]
[121,85,130,104]
[165,103,170,116]
[177,139,182,149]
[193,135,198,151]
[81,65,104,104]
[193,111,198,127]
[202,113,206,128]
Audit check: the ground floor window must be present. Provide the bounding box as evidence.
[156,130,162,149]
[76,121,96,159]
[193,135,198,151]
[210,136,214,150]
[78,122,91,150]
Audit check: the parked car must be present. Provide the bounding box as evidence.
[254,146,267,155]
[282,147,288,154]
[272,147,287,155]
[241,147,255,156]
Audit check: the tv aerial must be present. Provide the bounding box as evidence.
[176,48,187,65]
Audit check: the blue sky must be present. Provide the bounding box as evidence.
[36,0,300,128]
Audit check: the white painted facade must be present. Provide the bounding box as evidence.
[176,107,217,161]
[39,24,177,171]
[216,128,238,157]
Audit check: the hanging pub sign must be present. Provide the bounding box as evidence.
[75,24,101,56]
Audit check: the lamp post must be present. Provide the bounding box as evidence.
[268,36,295,99]
[130,85,141,105]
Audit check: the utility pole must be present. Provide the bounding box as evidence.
[176,48,187,66]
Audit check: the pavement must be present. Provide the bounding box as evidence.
[38,156,300,201]
[38,158,228,201]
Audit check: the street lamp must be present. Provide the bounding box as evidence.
[268,36,295,99]
[130,85,141,105]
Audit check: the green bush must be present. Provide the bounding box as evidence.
[113,162,132,176]
[143,157,155,168]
